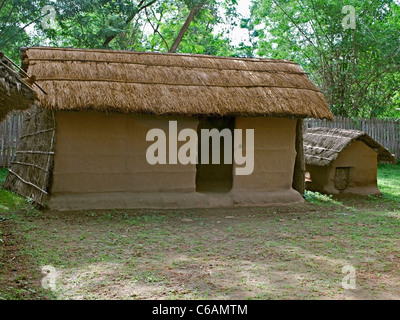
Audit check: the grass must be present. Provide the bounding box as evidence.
[0,171,29,215]
[0,163,399,300]
[0,169,48,300]
[375,163,400,202]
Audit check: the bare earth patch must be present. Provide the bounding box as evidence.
[5,201,399,300]
[0,216,49,299]
[1,164,400,300]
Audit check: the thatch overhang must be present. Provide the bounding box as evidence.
[304,127,396,166]
[21,47,333,119]
[0,51,36,121]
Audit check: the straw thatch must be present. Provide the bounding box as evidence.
[3,106,55,206]
[304,127,396,166]
[0,51,36,121]
[21,47,333,119]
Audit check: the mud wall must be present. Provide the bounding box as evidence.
[49,112,303,209]
[51,111,198,194]
[232,117,297,191]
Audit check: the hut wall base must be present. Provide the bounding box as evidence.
[47,189,303,211]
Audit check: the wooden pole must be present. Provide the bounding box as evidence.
[0,52,47,94]
[292,118,305,195]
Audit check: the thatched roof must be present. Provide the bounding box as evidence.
[0,51,36,121]
[304,127,396,166]
[21,47,333,119]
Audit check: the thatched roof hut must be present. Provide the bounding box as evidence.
[0,51,36,121]
[5,47,333,209]
[304,127,395,196]
[304,127,396,166]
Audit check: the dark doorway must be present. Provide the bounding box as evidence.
[196,117,234,193]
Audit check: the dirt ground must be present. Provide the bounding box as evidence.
[0,216,49,299]
[1,165,399,300]
[1,201,399,300]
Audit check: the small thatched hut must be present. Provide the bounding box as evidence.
[304,127,396,196]
[0,51,36,121]
[4,47,333,210]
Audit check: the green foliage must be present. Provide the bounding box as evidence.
[0,0,49,62]
[0,0,242,58]
[1,0,399,118]
[304,190,341,206]
[248,0,400,118]
[31,0,239,55]
[143,0,236,55]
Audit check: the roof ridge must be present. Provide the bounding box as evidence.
[24,47,297,64]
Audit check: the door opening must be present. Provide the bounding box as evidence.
[196,117,234,193]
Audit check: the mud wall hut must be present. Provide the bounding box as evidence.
[4,47,333,210]
[304,127,396,196]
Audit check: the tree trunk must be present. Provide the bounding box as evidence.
[168,5,202,53]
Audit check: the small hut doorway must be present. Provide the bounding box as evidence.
[196,117,234,193]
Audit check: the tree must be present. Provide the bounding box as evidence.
[168,0,207,53]
[1,1,242,60]
[33,0,238,56]
[0,0,48,61]
[36,0,157,49]
[144,0,237,55]
[248,0,400,118]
